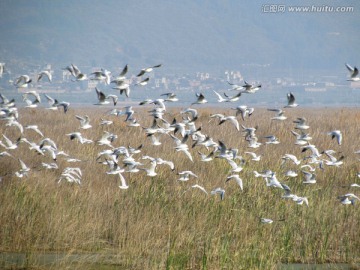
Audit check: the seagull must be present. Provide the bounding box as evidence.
[23,90,41,104]
[114,64,128,81]
[25,125,44,137]
[211,187,225,200]
[15,159,30,178]
[239,81,261,93]
[160,92,179,102]
[301,144,321,157]
[14,75,32,88]
[75,115,92,129]
[294,196,309,207]
[0,63,5,77]
[294,117,310,130]
[155,158,175,171]
[226,174,243,191]
[322,150,344,167]
[191,93,207,105]
[94,87,118,106]
[177,170,198,181]
[285,92,299,108]
[57,101,70,113]
[112,80,130,97]
[118,172,129,189]
[264,135,280,145]
[281,154,301,166]
[244,151,261,161]
[225,158,244,173]
[43,94,59,110]
[302,170,317,184]
[0,134,20,150]
[37,70,52,82]
[285,170,298,178]
[191,184,208,195]
[327,130,342,145]
[338,193,360,205]
[345,63,359,81]
[135,77,150,86]
[140,160,158,177]
[267,108,287,121]
[170,134,193,162]
[198,151,214,162]
[181,108,198,122]
[260,218,273,224]
[66,132,93,144]
[90,69,111,85]
[265,172,284,189]
[136,64,162,77]
[232,105,254,121]
[291,130,312,145]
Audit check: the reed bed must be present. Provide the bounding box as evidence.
[0,106,359,269]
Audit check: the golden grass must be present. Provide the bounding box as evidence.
[0,106,360,269]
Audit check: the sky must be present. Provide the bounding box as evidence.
[0,0,359,77]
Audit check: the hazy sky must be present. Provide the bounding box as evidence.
[0,0,359,77]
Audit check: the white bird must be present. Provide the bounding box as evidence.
[268,108,287,121]
[219,115,240,131]
[15,159,30,178]
[265,172,284,189]
[161,92,179,102]
[294,117,309,130]
[244,151,261,162]
[225,158,244,173]
[198,151,214,162]
[37,70,52,82]
[191,184,208,195]
[322,150,344,167]
[302,170,317,184]
[177,170,198,181]
[264,135,280,145]
[0,134,20,150]
[170,134,193,162]
[118,172,129,189]
[94,87,118,106]
[260,218,273,224]
[285,92,299,108]
[338,193,360,205]
[14,75,32,88]
[136,64,162,77]
[226,174,243,191]
[294,196,309,207]
[42,162,58,170]
[232,105,254,121]
[75,115,92,129]
[281,154,301,166]
[191,93,207,105]
[327,130,342,145]
[345,63,360,81]
[211,187,225,200]
[0,63,5,77]
[135,77,150,86]
[156,158,175,171]
[285,170,298,178]
[140,160,158,177]
[25,125,44,137]
[66,132,93,144]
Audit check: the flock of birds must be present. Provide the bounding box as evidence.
[0,61,360,224]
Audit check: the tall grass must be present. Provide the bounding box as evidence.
[0,106,359,269]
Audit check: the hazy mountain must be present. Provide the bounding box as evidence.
[0,0,359,75]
